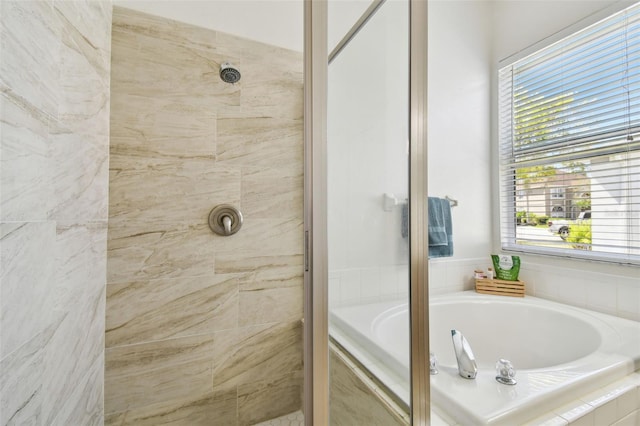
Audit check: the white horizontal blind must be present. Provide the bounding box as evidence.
[499,3,640,264]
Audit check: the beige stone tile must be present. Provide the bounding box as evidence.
[105,387,237,426]
[213,254,303,281]
[106,274,238,347]
[237,371,303,426]
[216,117,303,168]
[109,143,213,174]
[110,26,239,110]
[216,41,302,120]
[109,95,215,143]
[109,95,217,166]
[215,31,303,120]
[220,254,304,327]
[239,276,303,326]
[107,224,216,284]
[236,77,303,121]
[241,166,303,219]
[216,31,302,78]
[213,218,303,258]
[108,160,240,228]
[112,6,220,53]
[212,321,302,391]
[104,334,214,414]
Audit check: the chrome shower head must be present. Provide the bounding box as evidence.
[220,62,241,84]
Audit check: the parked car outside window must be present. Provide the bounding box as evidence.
[547,211,591,240]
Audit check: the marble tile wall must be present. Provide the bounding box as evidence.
[106,7,304,425]
[0,1,112,425]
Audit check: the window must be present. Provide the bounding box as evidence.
[498,3,640,264]
[550,188,565,199]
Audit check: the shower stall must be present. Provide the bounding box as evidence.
[105,5,305,424]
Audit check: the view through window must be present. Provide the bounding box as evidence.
[499,3,640,264]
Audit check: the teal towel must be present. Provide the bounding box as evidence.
[428,197,448,246]
[429,197,453,258]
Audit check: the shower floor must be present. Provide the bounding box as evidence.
[253,410,304,426]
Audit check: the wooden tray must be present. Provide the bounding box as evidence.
[475,278,525,297]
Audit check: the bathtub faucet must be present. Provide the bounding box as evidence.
[451,329,477,379]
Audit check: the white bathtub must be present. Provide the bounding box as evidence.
[330,291,640,425]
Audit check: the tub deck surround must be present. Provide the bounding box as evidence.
[329,342,410,426]
[330,291,640,425]
[106,6,303,425]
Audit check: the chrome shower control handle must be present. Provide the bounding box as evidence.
[222,215,232,235]
[495,358,517,385]
[208,205,243,236]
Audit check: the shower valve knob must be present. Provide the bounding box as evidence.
[208,205,243,236]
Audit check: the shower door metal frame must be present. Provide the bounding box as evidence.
[303,0,430,424]
[408,1,431,424]
[303,1,329,424]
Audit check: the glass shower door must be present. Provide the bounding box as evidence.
[326,1,411,423]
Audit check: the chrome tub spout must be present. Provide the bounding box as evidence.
[451,329,477,379]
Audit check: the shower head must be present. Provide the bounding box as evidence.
[220,62,241,84]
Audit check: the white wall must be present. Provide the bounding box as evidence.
[425,0,495,297]
[428,0,493,260]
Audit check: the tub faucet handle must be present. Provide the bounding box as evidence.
[495,358,517,385]
[429,352,438,375]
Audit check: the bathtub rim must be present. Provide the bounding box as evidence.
[329,290,640,425]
